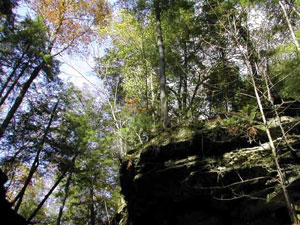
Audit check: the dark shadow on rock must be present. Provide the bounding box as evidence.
[0,169,27,225]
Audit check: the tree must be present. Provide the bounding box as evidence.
[48,87,119,225]
[98,9,160,156]
[56,171,72,225]
[0,0,111,139]
[154,0,168,128]
[212,1,300,223]
[118,0,174,127]
[0,0,18,26]
[0,16,59,138]
[29,0,111,53]
[12,100,59,212]
[0,0,17,16]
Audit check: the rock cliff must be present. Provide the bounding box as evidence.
[116,117,300,225]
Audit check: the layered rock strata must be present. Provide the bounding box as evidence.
[117,117,300,225]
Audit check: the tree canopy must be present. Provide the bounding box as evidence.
[1,0,300,224]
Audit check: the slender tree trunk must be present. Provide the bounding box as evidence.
[56,171,72,225]
[0,62,44,138]
[141,27,149,111]
[26,166,70,223]
[13,152,40,211]
[182,42,188,113]
[104,201,110,225]
[150,73,156,126]
[188,72,210,113]
[0,45,29,98]
[155,0,168,128]
[279,1,300,51]
[232,14,298,223]
[0,62,30,108]
[0,67,18,99]
[178,70,183,111]
[13,100,59,211]
[228,11,299,224]
[251,75,298,225]
[89,186,96,225]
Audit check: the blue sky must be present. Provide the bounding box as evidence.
[58,0,118,91]
[16,0,118,91]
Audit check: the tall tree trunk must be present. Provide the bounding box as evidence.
[150,73,156,126]
[104,201,110,225]
[0,62,30,108]
[251,75,298,224]
[155,0,168,128]
[0,62,44,138]
[89,186,96,225]
[12,100,59,211]
[13,152,39,212]
[182,41,188,113]
[0,45,29,99]
[231,15,298,222]
[228,11,299,224]
[178,69,183,111]
[26,165,70,223]
[56,171,72,225]
[140,26,149,111]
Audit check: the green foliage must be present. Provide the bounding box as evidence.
[48,87,120,225]
[101,10,157,101]
[219,105,260,140]
[207,60,243,113]
[18,175,48,221]
[270,52,300,101]
[1,16,48,55]
[3,1,300,224]
[120,111,153,147]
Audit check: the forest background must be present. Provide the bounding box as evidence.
[1,0,300,224]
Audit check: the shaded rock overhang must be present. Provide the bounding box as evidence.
[118,117,300,225]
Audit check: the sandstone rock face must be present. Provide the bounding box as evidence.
[0,169,27,225]
[118,121,300,225]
